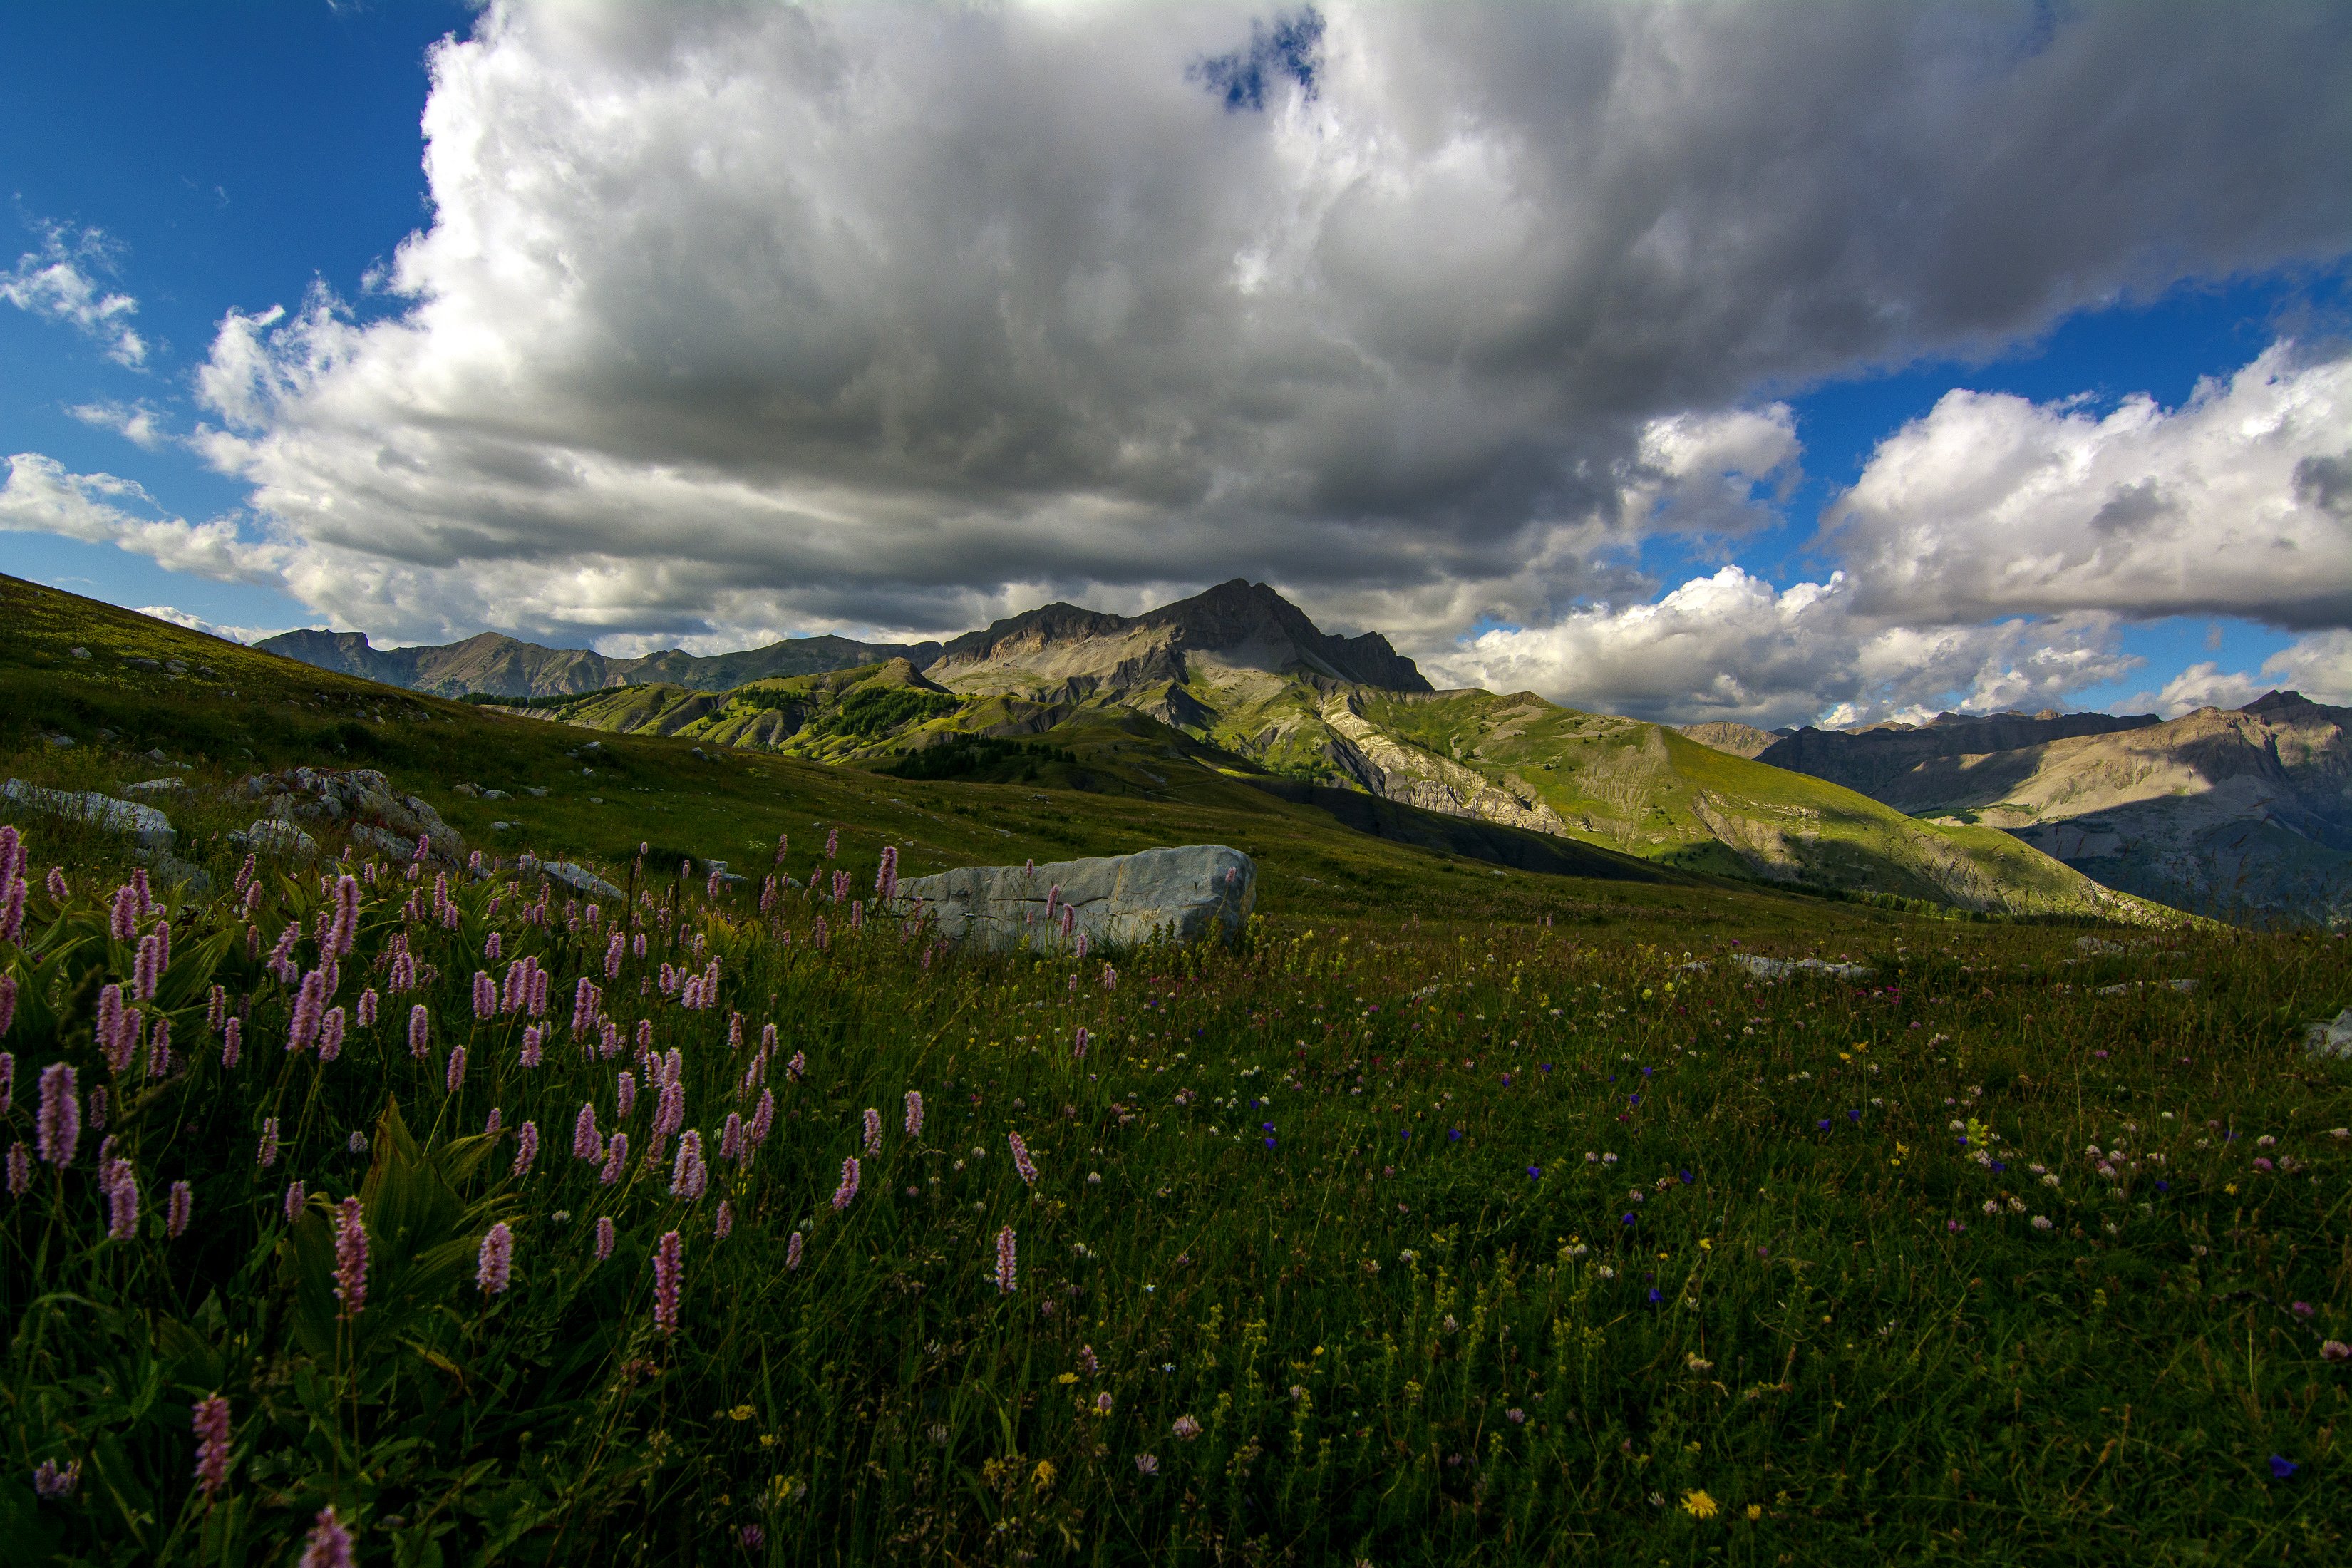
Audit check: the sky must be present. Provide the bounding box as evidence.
[4,0,2348,729]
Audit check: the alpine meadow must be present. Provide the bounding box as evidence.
[5,3,2352,1564]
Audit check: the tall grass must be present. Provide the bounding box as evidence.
[2,814,2348,1564]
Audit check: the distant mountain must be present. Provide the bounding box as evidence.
[1875,691,2350,924]
[1677,722,1788,759]
[932,578,1433,696]
[1754,708,2162,796]
[256,628,942,699]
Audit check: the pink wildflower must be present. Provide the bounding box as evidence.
[6,1142,27,1197]
[1008,1130,1038,1185]
[787,1051,806,1082]
[167,1180,192,1238]
[0,976,14,1038]
[600,1132,630,1184]
[713,1199,733,1239]
[106,1163,138,1240]
[617,1071,638,1119]
[904,1090,924,1138]
[221,1016,242,1068]
[110,882,139,940]
[355,989,377,1028]
[574,1102,603,1160]
[36,1063,78,1166]
[651,1229,683,1335]
[718,1110,744,1162]
[191,1393,231,1499]
[331,1196,367,1314]
[786,1229,805,1269]
[1073,1026,1088,1059]
[670,1130,708,1199]
[832,1155,860,1210]
[446,1045,468,1093]
[863,1107,882,1155]
[477,1221,514,1295]
[408,1003,430,1058]
[257,1117,279,1168]
[316,1007,344,1063]
[994,1225,1017,1293]
[520,1024,543,1067]
[748,1087,775,1150]
[654,1079,684,1141]
[299,1504,353,1568]
[512,1120,540,1177]
[595,1214,616,1261]
[473,971,495,1020]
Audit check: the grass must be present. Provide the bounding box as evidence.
[3,577,2348,1562]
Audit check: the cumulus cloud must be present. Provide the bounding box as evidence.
[2127,630,2352,716]
[1,222,147,367]
[131,605,287,646]
[177,0,2351,646]
[0,453,282,584]
[1832,343,2352,629]
[1421,565,2138,728]
[69,399,170,450]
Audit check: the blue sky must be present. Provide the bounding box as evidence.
[4,3,2347,726]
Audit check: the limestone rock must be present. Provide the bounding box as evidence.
[234,819,319,857]
[1,780,176,849]
[520,854,625,900]
[1732,954,1874,981]
[894,845,1253,952]
[2304,1008,2352,1059]
[232,767,464,865]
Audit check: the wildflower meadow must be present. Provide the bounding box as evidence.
[1,812,2348,1565]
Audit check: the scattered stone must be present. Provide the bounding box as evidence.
[525,787,548,798]
[2073,936,2127,956]
[1,780,176,849]
[519,854,625,899]
[2304,1009,2352,1059]
[892,845,1254,953]
[490,820,517,832]
[231,766,465,866]
[232,819,319,857]
[68,646,90,659]
[453,782,481,798]
[2169,978,2199,994]
[1731,954,1875,981]
[481,788,510,800]
[43,733,75,748]
[122,778,185,794]
[150,853,212,894]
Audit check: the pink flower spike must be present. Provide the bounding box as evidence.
[512,1120,540,1177]
[863,1107,882,1155]
[317,1007,345,1062]
[600,1131,629,1184]
[477,1221,514,1295]
[994,1225,1018,1294]
[300,1503,353,1568]
[904,1090,924,1139]
[37,1062,80,1167]
[408,1003,430,1058]
[786,1229,804,1270]
[714,1199,733,1239]
[832,1155,860,1211]
[331,1196,367,1315]
[1007,1130,1038,1185]
[257,1117,279,1169]
[191,1393,232,1499]
[221,1016,242,1068]
[594,1214,616,1261]
[651,1229,683,1335]
[167,1180,192,1238]
[574,1102,602,1160]
[445,1045,468,1094]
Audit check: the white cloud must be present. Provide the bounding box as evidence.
[1830,343,2352,629]
[131,605,287,646]
[2127,630,2352,716]
[177,0,2351,646]
[1,453,283,585]
[69,399,170,450]
[1,222,147,367]
[1421,565,2139,728]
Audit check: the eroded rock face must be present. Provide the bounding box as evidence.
[0,780,175,849]
[894,845,1253,952]
[233,768,464,865]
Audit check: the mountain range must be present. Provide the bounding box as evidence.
[257,581,2157,921]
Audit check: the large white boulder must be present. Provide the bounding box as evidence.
[894,845,1253,953]
[1,780,176,850]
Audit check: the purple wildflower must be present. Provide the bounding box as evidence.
[595,1214,615,1261]
[786,1050,806,1081]
[221,1016,242,1068]
[863,1107,883,1155]
[654,1079,684,1141]
[317,1007,345,1063]
[477,1221,514,1295]
[670,1130,708,1199]
[904,1090,924,1138]
[512,1120,540,1177]
[257,1117,279,1169]
[0,979,14,1040]
[600,1131,629,1184]
[520,1024,543,1067]
[6,1142,27,1197]
[445,1044,467,1094]
[616,1071,637,1120]
[33,1458,81,1498]
[714,1199,733,1239]
[833,1155,860,1211]
[331,1197,367,1315]
[651,1229,683,1335]
[995,1224,1018,1293]
[1073,1026,1089,1059]
[299,1504,354,1568]
[786,1229,804,1270]
[106,1163,138,1240]
[718,1111,744,1162]
[36,1063,78,1166]
[192,1393,231,1499]
[473,970,495,1020]
[1008,1130,1038,1185]
[749,1087,775,1149]
[167,1180,192,1238]
[574,1103,603,1160]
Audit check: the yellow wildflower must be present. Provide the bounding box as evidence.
[1033,1459,1057,1490]
[728,1404,755,1422]
[1747,1504,1763,1522]
[1056,1371,1078,1384]
[1681,1489,1719,1520]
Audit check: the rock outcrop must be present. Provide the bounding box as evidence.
[233,768,464,866]
[1,780,175,849]
[894,845,1254,952]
